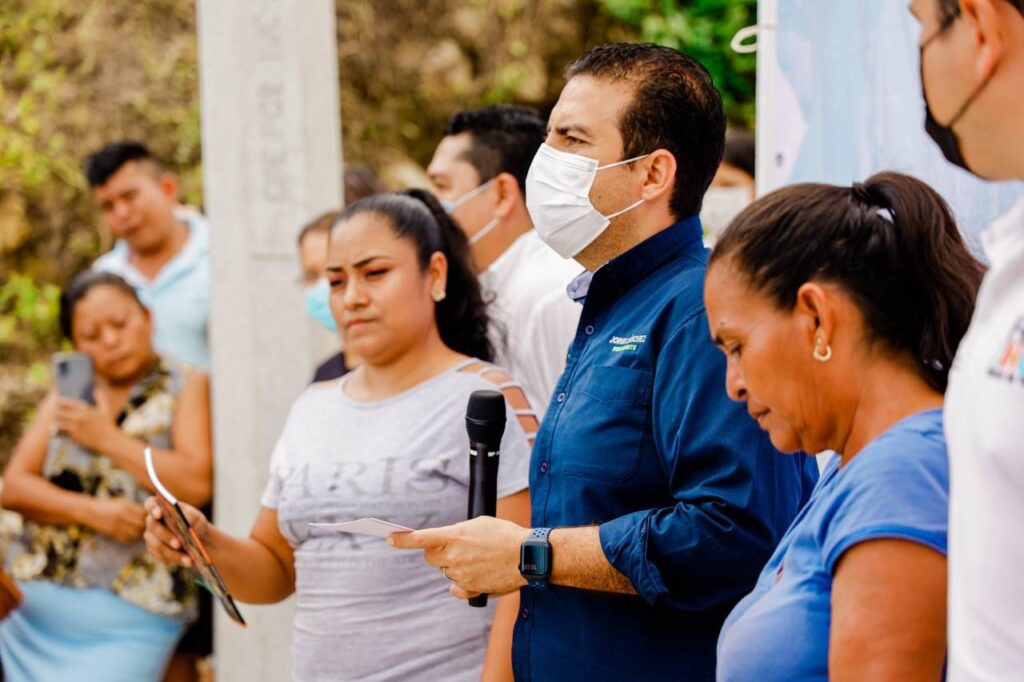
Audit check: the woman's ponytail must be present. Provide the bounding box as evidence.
[712,170,985,392]
[860,172,984,390]
[401,189,494,362]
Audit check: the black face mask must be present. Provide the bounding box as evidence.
[919,24,991,173]
[922,87,970,169]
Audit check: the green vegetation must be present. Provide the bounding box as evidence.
[1,1,202,459]
[600,0,757,125]
[0,0,757,460]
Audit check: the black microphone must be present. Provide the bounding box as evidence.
[465,389,506,608]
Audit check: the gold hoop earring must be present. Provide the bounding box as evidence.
[813,343,832,363]
[432,289,446,303]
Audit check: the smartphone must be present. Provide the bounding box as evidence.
[54,352,95,405]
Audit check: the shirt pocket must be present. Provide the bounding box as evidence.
[558,365,653,482]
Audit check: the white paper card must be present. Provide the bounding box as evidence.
[308,518,414,537]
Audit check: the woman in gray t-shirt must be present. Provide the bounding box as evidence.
[145,191,537,681]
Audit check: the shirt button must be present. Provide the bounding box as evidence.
[557,392,566,403]
[539,461,549,474]
[521,608,530,619]
[585,324,595,335]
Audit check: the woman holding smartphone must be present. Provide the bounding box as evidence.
[0,270,213,682]
[144,190,535,682]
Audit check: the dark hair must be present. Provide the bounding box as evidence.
[442,105,546,194]
[85,141,162,188]
[710,171,985,392]
[566,43,725,220]
[937,0,1023,25]
[723,129,756,180]
[331,189,494,362]
[60,270,147,339]
[344,165,387,205]
[297,210,341,247]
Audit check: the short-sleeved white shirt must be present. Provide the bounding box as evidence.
[262,360,532,682]
[946,197,1024,681]
[480,230,582,419]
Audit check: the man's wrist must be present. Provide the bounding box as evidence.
[519,527,553,587]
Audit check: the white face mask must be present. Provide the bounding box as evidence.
[440,178,499,246]
[468,218,500,245]
[440,177,495,215]
[525,143,649,259]
[700,186,753,245]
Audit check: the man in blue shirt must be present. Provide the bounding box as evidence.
[392,43,818,681]
[88,141,210,371]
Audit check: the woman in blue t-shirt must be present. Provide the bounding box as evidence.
[703,172,985,681]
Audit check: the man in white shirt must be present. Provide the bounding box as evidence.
[911,1,1024,679]
[86,141,211,371]
[428,105,582,417]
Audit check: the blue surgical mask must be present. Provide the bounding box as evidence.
[304,278,338,332]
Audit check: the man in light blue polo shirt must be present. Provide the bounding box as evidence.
[87,141,210,370]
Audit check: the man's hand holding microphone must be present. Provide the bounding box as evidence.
[389,390,531,601]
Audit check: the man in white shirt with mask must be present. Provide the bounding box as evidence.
[911,0,1024,679]
[428,105,582,418]
[701,129,755,246]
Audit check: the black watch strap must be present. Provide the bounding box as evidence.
[520,527,553,588]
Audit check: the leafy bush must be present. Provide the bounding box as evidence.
[0,275,61,348]
[599,0,757,126]
[0,275,61,461]
[1,0,757,464]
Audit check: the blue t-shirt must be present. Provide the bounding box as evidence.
[716,408,948,682]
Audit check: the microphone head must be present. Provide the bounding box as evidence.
[466,390,507,445]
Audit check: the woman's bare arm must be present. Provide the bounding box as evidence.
[829,538,947,682]
[145,501,296,604]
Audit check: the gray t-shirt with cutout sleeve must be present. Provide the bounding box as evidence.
[262,361,532,682]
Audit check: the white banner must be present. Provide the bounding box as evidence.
[758,0,1022,254]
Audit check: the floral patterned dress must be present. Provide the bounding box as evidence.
[5,356,197,621]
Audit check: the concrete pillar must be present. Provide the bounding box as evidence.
[196,0,342,678]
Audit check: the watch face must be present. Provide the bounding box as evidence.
[520,542,551,578]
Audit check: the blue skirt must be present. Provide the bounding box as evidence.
[0,581,185,682]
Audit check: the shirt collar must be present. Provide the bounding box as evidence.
[981,197,1024,268]
[592,214,703,299]
[103,239,132,268]
[113,214,209,286]
[567,270,594,303]
[168,213,209,272]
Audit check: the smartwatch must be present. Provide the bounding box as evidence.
[519,527,553,588]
